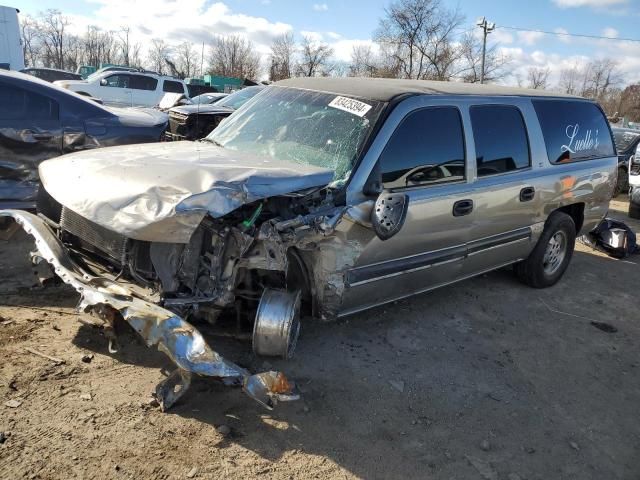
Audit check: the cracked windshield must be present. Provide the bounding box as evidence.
[208,87,383,182]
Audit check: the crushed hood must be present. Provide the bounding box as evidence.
[40,141,334,243]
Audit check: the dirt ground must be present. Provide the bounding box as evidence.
[1,197,639,480]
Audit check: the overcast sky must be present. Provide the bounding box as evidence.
[14,0,640,85]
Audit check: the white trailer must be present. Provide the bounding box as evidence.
[0,5,23,70]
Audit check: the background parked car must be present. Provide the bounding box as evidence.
[165,86,263,141]
[0,70,168,209]
[54,71,188,108]
[20,67,82,82]
[611,126,640,195]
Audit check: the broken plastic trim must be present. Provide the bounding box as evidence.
[0,210,299,411]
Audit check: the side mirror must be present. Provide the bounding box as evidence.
[100,78,108,86]
[371,192,409,241]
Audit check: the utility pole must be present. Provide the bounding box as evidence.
[476,17,495,84]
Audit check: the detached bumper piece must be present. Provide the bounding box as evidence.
[1,210,299,411]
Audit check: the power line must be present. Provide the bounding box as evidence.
[498,25,640,43]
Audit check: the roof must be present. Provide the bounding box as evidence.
[275,77,581,102]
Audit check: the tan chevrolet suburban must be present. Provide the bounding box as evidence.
[2,77,617,410]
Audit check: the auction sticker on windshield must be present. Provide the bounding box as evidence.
[328,96,372,117]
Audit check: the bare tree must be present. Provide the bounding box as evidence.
[527,66,550,89]
[21,15,41,67]
[173,42,200,78]
[458,32,510,83]
[374,0,464,80]
[129,42,143,68]
[38,9,70,69]
[82,26,116,70]
[296,35,334,77]
[208,35,260,79]
[268,33,295,81]
[583,58,621,99]
[559,64,582,95]
[117,27,131,66]
[349,45,379,77]
[147,39,171,75]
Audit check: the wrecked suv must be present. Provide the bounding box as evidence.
[3,77,617,410]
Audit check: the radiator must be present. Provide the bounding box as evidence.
[60,207,127,262]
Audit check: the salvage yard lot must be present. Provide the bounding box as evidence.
[1,197,639,480]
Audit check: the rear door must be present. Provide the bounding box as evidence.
[130,75,159,107]
[460,102,539,276]
[0,82,62,206]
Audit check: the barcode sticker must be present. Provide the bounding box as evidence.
[328,96,372,117]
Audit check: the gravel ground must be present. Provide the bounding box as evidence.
[0,196,639,480]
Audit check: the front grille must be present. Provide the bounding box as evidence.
[168,112,190,139]
[61,207,127,262]
[169,111,187,121]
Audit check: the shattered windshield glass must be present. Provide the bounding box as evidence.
[207,86,384,183]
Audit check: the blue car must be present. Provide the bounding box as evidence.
[0,70,168,209]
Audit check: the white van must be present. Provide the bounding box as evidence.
[0,6,24,70]
[54,71,188,107]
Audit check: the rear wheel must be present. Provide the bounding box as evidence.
[516,212,576,288]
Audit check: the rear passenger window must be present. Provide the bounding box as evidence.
[163,80,184,93]
[131,75,158,91]
[380,107,465,189]
[533,100,615,163]
[0,86,58,121]
[470,105,530,177]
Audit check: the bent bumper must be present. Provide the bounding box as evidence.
[1,209,298,410]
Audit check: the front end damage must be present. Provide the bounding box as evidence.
[2,210,299,411]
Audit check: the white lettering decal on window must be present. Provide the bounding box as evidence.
[561,124,599,155]
[328,96,372,117]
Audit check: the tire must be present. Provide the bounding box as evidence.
[515,212,576,288]
[613,166,629,197]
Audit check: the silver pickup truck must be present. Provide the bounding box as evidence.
[2,77,617,410]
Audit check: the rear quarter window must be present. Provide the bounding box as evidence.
[532,100,615,164]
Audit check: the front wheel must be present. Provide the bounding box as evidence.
[515,212,576,288]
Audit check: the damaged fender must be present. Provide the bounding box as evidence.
[1,209,299,410]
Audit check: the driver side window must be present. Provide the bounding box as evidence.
[379,107,466,189]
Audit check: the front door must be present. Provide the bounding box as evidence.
[131,75,160,107]
[340,104,474,315]
[101,73,134,107]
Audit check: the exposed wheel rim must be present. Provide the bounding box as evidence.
[543,230,567,275]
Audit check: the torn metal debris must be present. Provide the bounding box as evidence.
[2,210,299,411]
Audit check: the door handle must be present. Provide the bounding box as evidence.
[453,199,474,217]
[520,186,535,202]
[27,131,53,141]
